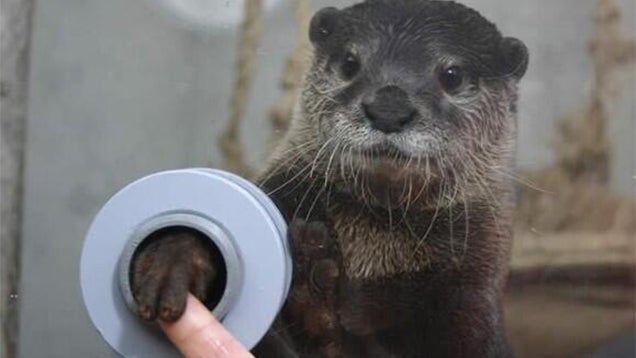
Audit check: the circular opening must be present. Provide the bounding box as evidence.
[129,226,228,312]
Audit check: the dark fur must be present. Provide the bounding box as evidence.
[131,1,528,357]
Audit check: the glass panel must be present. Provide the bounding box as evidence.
[16,0,634,357]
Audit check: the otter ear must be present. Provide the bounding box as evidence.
[309,7,340,46]
[500,37,529,81]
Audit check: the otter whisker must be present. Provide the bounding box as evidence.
[312,140,344,216]
[266,135,339,197]
[258,141,316,183]
[410,177,445,261]
[338,143,350,184]
[309,137,336,178]
[266,158,315,196]
[387,199,394,236]
[402,176,414,218]
[258,150,314,191]
[323,139,342,187]
[310,81,350,96]
[293,164,324,220]
[304,179,329,221]
[465,155,503,234]
[461,192,471,262]
[495,168,553,195]
[448,204,456,259]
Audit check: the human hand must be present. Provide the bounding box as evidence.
[159,294,254,358]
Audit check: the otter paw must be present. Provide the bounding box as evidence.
[130,227,217,322]
[286,219,343,353]
[288,220,341,291]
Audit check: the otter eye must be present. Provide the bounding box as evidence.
[439,66,465,92]
[341,52,361,80]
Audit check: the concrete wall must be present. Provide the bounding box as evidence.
[18,0,634,356]
[1,0,35,357]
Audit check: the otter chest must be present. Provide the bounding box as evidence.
[329,209,433,280]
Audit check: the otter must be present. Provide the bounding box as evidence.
[130,1,529,357]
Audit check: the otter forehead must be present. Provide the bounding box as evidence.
[313,0,507,77]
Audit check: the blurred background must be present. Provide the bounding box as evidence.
[1,0,634,357]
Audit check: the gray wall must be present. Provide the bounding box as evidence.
[19,0,635,357]
[1,0,35,357]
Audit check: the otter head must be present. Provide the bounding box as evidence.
[295,0,528,209]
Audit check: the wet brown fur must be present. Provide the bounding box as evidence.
[130,1,527,357]
[251,1,526,356]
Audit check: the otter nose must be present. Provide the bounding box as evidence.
[363,86,416,134]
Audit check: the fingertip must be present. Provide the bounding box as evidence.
[160,294,253,358]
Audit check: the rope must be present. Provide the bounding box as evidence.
[268,0,312,147]
[219,0,264,177]
[554,0,635,184]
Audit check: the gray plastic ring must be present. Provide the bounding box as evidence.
[80,169,291,357]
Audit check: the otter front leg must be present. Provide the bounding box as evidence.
[130,227,219,322]
[284,219,344,357]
